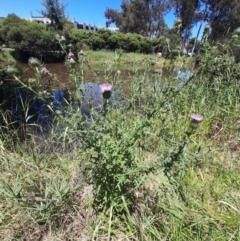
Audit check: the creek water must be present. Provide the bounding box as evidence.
[4,63,191,132]
[17,63,70,88]
[5,62,124,133]
[17,63,135,88]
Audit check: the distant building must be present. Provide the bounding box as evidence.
[24,16,51,24]
[99,27,119,32]
[72,20,98,31]
[23,13,98,32]
[106,27,119,32]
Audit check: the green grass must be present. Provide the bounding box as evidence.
[84,49,194,70]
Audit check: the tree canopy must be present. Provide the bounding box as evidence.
[172,0,240,41]
[173,0,201,39]
[105,0,171,38]
[107,0,240,42]
[40,0,68,30]
[204,0,240,40]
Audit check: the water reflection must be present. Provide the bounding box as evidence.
[7,82,120,133]
[12,88,53,128]
[80,83,103,116]
[6,67,190,129]
[80,82,121,117]
[17,63,69,85]
[174,68,192,87]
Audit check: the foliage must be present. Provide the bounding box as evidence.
[205,0,240,40]
[173,0,202,40]
[171,0,240,42]
[195,42,240,87]
[40,0,68,31]
[80,110,156,213]
[0,15,161,62]
[105,0,171,37]
[231,39,240,63]
[0,15,64,62]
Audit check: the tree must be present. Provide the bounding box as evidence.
[203,0,240,40]
[0,14,25,46]
[40,0,68,31]
[105,0,171,38]
[173,0,202,40]
[172,0,240,41]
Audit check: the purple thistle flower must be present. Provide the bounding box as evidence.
[237,120,240,126]
[191,114,204,122]
[190,114,203,129]
[40,67,48,74]
[100,83,113,99]
[68,52,74,58]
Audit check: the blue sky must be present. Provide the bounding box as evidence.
[0,0,202,37]
[0,0,175,27]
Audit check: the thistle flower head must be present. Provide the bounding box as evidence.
[190,114,204,129]
[40,67,48,74]
[68,52,74,58]
[28,57,41,67]
[191,114,204,122]
[100,83,113,99]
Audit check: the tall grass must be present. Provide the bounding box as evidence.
[0,40,240,240]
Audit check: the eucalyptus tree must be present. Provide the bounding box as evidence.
[203,0,240,40]
[172,0,240,41]
[172,0,203,46]
[105,0,172,38]
[40,0,68,30]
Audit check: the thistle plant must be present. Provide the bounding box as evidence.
[80,107,155,214]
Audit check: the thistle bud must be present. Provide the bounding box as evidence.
[6,66,17,74]
[69,58,76,65]
[204,24,210,31]
[28,57,41,67]
[233,27,240,36]
[59,36,66,43]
